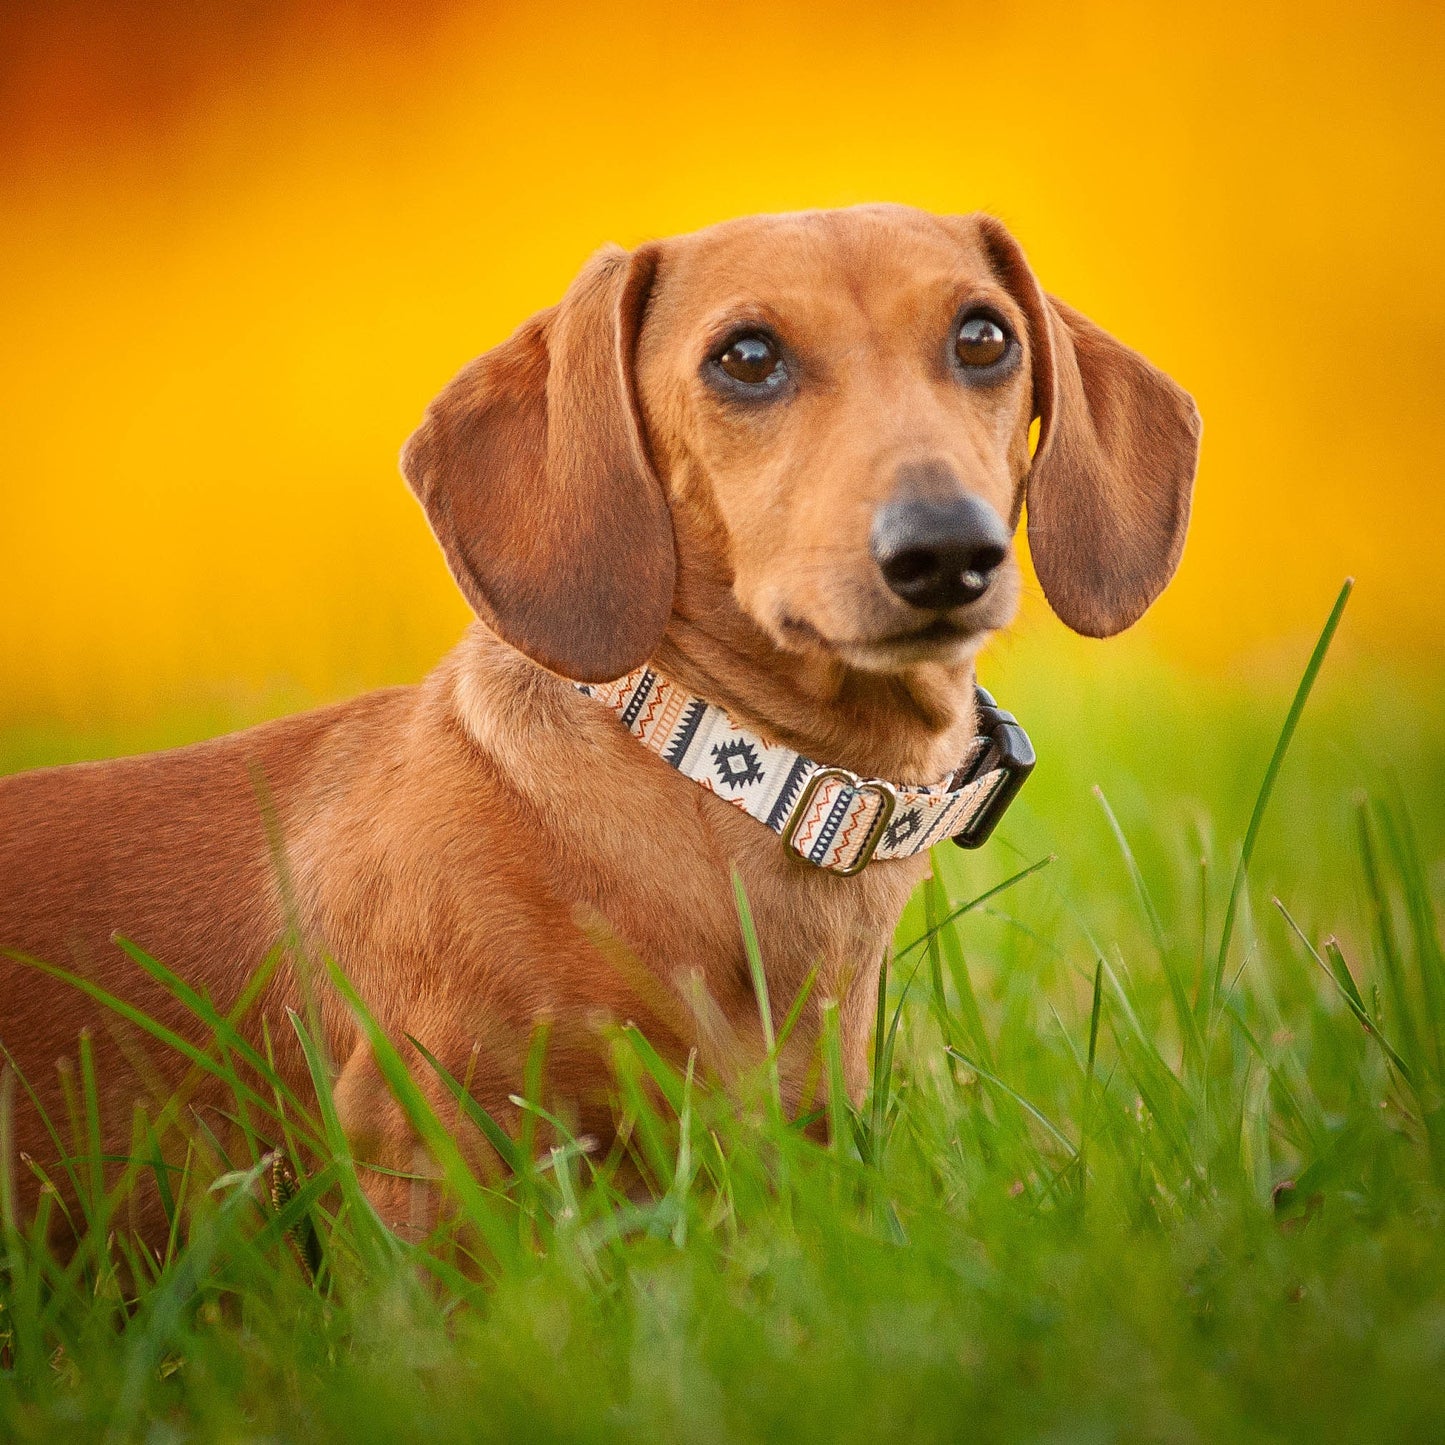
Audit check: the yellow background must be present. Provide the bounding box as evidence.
[2,1,1442,727]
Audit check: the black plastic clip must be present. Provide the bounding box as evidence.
[951,685,1036,850]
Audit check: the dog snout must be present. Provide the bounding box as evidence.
[869,493,1010,611]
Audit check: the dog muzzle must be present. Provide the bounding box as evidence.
[577,667,1033,875]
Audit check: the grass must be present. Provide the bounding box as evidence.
[4,582,1445,1442]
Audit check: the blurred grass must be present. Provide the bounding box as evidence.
[3,589,1445,1440]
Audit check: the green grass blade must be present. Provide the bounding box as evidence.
[1374,793,1445,1081]
[666,1051,697,1248]
[1086,960,1104,1085]
[945,1047,1078,1160]
[821,1000,853,1162]
[1,1065,19,1266]
[868,946,890,1160]
[4,949,319,1157]
[732,869,782,1119]
[773,963,820,1062]
[112,935,318,1140]
[894,854,1055,966]
[1326,939,1415,1088]
[1208,577,1352,1015]
[878,953,930,1158]
[922,874,956,1055]
[1355,800,1425,1080]
[105,1149,274,1442]
[321,960,513,1264]
[77,1032,105,1237]
[618,1023,686,1117]
[1092,785,1169,958]
[406,1034,522,1175]
[286,1007,397,1271]
[1094,786,1201,1070]
[935,899,995,1073]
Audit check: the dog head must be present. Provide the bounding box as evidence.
[402,205,1200,683]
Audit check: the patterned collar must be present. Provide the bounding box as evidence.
[577,666,1034,875]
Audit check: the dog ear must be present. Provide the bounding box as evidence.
[977,216,1201,638]
[401,244,674,682]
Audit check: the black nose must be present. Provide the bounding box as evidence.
[870,494,1010,610]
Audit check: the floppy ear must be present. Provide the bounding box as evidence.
[977,217,1202,638]
[401,244,674,682]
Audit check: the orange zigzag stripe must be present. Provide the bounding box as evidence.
[827,796,871,863]
[796,782,838,847]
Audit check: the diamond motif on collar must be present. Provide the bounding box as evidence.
[883,807,923,850]
[711,738,764,789]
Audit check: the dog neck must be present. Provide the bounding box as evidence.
[651,588,980,787]
[447,605,981,806]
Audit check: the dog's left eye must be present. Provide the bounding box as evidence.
[955,314,1011,368]
[716,333,784,386]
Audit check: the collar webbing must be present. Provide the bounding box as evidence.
[577,666,1034,875]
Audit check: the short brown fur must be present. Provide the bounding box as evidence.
[0,206,1199,1245]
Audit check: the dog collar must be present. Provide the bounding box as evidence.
[577,667,1034,875]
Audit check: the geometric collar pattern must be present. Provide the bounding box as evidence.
[576,666,1034,875]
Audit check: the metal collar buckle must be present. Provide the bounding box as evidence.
[781,767,899,876]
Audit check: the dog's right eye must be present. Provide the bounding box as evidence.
[716,333,783,387]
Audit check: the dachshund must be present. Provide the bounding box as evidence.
[0,205,1199,1242]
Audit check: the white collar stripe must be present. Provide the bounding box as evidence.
[578,666,1013,875]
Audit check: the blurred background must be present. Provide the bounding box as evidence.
[1,1,1441,779]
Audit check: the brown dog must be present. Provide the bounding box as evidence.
[0,206,1199,1242]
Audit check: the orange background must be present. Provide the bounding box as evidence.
[2,1,1442,726]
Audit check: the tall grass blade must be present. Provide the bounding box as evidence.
[1093,785,1169,958]
[1,1066,20,1284]
[137,1107,177,1242]
[322,960,513,1263]
[112,935,316,1140]
[894,854,1055,966]
[935,904,995,1073]
[820,1000,852,1162]
[1094,786,1201,1070]
[774,963,820,1062]
[922,874,956,1055]
[407,1034,522,1174]
[1209,577,1352,1014]
[517,1021,552,1202]
[1355,800,1425,1081]
[732,869,781,1118]
[286,1007,396,1273]
[1326,939,1415,1088]
[1273,897,1414,1086]
[77,1031,105,1239]
[618,1023,687,1117]
[1374,793,1445,1082]
[5,949,314,1156]
[667,1051,697,1248]
[869,947,891,1159]
[945,1047,1078,1161]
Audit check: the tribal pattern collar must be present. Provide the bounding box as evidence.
[577,666,1034,875]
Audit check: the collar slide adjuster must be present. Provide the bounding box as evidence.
[950,686,1036,850]
[780,768,899,876]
